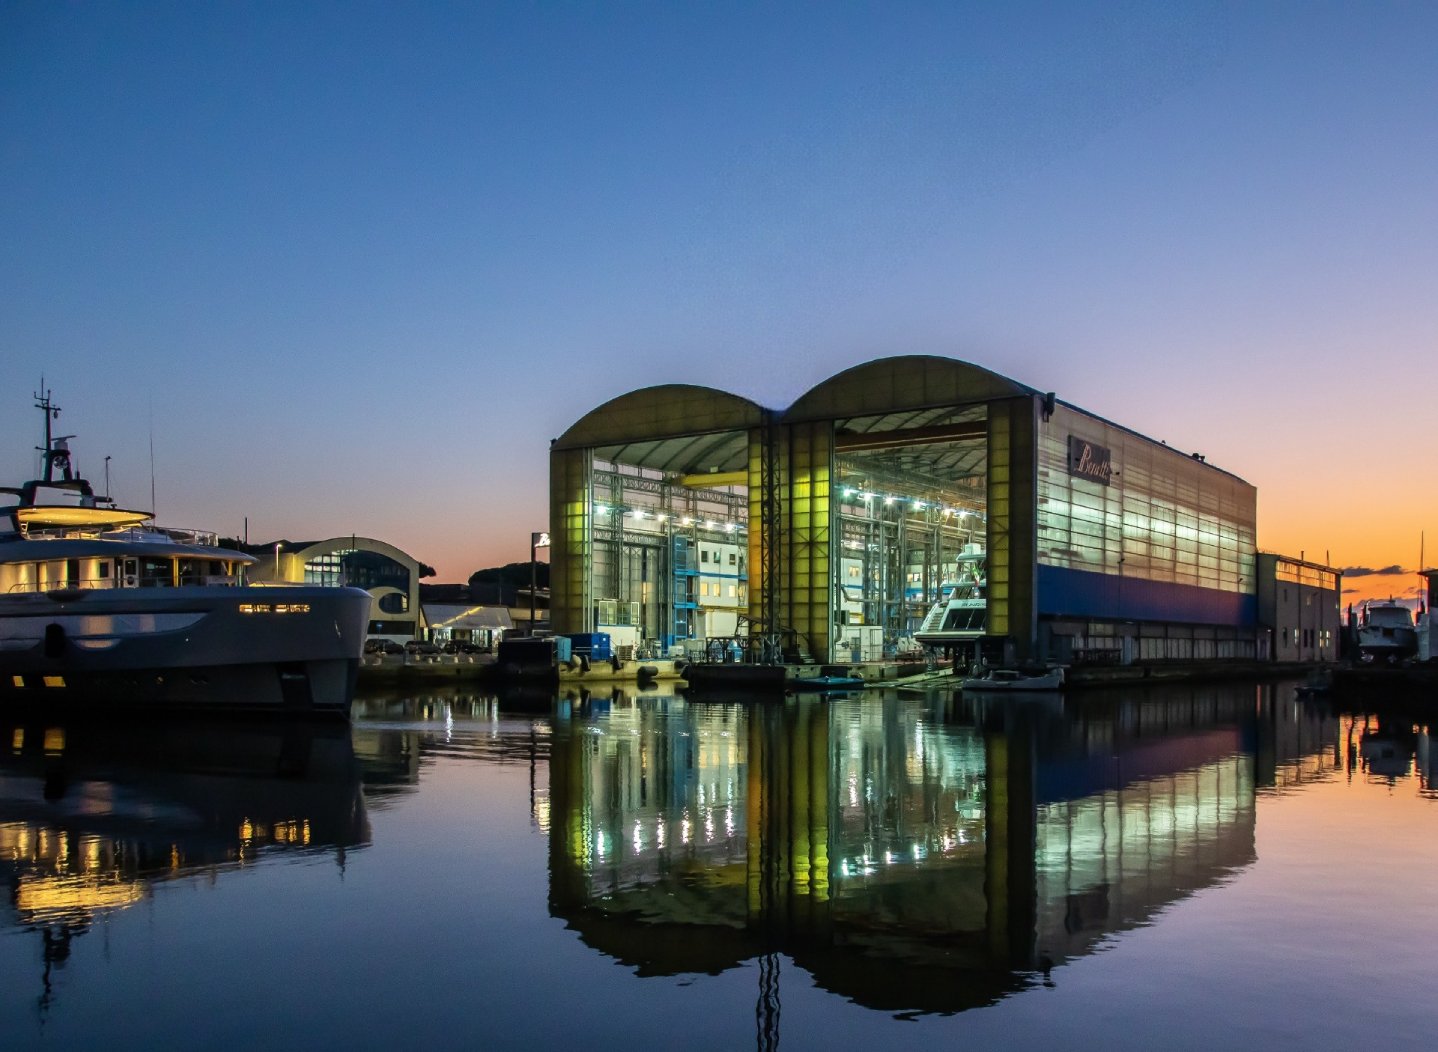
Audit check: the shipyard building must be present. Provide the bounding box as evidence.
[549,356,1283,666]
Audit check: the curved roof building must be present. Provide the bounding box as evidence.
[550,356,1257,666]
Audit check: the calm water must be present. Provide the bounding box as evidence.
[1,681,1435,1051]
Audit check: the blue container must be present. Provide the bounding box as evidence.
[566,632,613,661]
[555,636,572,663]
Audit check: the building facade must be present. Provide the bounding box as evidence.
[242,536,423,641]
[549,356,1266,666]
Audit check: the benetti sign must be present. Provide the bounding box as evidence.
[1067,435,1113,485]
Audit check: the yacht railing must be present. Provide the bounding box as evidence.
[6,573,241,594]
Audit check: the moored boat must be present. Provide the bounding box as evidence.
[1353,600,1418,665]
[0,389,370,715]
[960,666,1065,691]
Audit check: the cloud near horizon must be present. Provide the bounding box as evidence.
[1340,565,1408,577]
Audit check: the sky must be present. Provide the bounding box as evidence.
[2,2,1434,604]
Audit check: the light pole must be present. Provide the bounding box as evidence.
[530,531,550,633]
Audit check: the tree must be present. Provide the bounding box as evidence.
[468,562,549,589]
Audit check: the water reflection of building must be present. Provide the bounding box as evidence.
[0,719,369,1013]
[548,685,1338,1015]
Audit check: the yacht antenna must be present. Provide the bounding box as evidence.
[148,397,157,516]
[104,455,112,500]
[32,382,75,483]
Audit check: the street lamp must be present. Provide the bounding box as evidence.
[530,531,550,634]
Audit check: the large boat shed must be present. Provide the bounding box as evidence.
[549,356,1260,667]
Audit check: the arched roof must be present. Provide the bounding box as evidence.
[784,355,1037,423]
[553,384,766,475]
[555,385,765,449]
[287,536,419,570]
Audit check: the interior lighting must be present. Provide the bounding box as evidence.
[656,514,667,523]
[596,504,609,516]
[912,501,926,510]
[843,487,856,498]
[680,517,692,526]
[724,523,736,533]
[884,496,895,506]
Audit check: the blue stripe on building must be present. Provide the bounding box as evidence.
[1037,565,1256,627]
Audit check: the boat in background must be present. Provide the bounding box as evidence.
[1353,600,1418,664]
[960,666,1065,691]
[0,388,371,715]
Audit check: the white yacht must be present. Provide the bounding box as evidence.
[913,545,987,650]
[0,390,371,715]
[1353,599,1418,664]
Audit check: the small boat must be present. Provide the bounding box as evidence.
[960,666,1065,691]
[0,388,371,715]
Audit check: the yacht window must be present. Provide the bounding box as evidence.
[140,557,173,587]
[97,560,111,578]
[66,559,80,587]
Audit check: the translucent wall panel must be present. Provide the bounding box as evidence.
[1037,405,1256,594]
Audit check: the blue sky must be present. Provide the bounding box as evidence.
[2,2,1434,586]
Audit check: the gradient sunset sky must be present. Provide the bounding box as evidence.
[2,3,1433,603]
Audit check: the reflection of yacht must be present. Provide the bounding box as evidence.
[0,390,371,714]
[0,717,368,1011]
[914,545,986,648]
[1354,600,1418,664]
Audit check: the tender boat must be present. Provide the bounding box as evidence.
[960,666,1065,691]
[1353,600,1418,664]
[0,389,371,715]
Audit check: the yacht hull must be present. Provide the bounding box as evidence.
[0,585,371,716]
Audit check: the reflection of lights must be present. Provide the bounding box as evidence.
[596,831,607,859]
[656,821,666,848]
[632,819,643,854]
[681,817,692,845]
[704,812,715,842]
